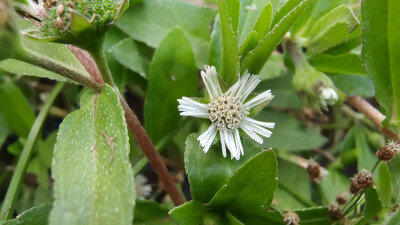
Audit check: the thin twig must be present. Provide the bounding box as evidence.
[346,96,399,141]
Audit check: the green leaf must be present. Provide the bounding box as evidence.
[308,53,365,75]
[234,209,283,225]
[115,0,217,68]
[329,74,375,97]
[291,0,349,37]
[20,38,92,80]
[109,38,150,78]
[255,110,327,152]
[169,201,207,225]
[218,0,240,85]
[355,128,376,171]
[362,0,400,123]
[209,15,223,73]
[0,59,72,82]
[184,134,261,202]
[374,163,392,208]
[294,207,333,225]
[274,160,313,210]
[2,203,51,225]
[270,0,303,29]
[208,150,277,214]
[237,0,271,45]
[0,81,35,137]
[356,188,383,225]
[318,170,349,204]
[239,31,259,61]
[134,199,172,224]
[226,0,240,35]
[252,2,273,40]
[50,85,135,225]
[389,154,400,200]
[241,0,310,74]
[385,210,400,225]
[144,27,197,143]
[305,5,360,53]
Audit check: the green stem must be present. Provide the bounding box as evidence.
[341,192,364,218]
[87,46,116,88]
[133,118,189,175]
[0,83,64,221]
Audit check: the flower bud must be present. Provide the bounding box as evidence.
[350,169,373,195]
[22,0,129,50]
[376,140,400,162]
[284,38,340,111]
[292,62,339,110]
[283,211,300,225]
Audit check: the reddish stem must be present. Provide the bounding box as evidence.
[346,96,399,141]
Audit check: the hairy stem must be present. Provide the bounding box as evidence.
[120,98,185,206]
[346,96,399,141]
[87,46,116,88]
[0,83,64,221]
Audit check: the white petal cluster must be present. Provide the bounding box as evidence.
[178,66,275,160]
[319,87,338,107]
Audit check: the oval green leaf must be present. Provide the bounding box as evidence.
[144,27,198,143]
[50,85,135,225]
[208,150,278,214]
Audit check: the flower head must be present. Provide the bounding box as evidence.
[19,0,129,50]
[178,66,274,160]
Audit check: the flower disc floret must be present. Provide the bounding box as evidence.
[208,95,247,130]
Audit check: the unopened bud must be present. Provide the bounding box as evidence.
[336,192,349,205]
[283,211,300,225]
[328,204,342,220]
[376,140,400,162]
[350,169,373,195]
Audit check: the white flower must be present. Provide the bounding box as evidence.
[178,66,275,160]
[319,87,338,107]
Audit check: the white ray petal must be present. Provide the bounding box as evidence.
[198,124,217,145]
[219,129,227,157]
[203,128,218,153]
[235,129,244,156]
[201,66,222,99]
[240,124,263,144]
[239,75,261,102]
[243,90,274,109]
[243,121,272,138]
[243,117,275,129]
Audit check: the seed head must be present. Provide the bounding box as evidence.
[307,161,326,183]
[336,192,349,205]
[283,211,300,225]
[328,204,342,220]
[376,140,400,162]
[350,169,373,195]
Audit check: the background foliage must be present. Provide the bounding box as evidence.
[0,0,399,224]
